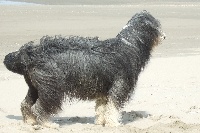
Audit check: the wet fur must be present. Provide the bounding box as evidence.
[4,11,164,127]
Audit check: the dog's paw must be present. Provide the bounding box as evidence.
[105,123,121,127]
[43,122,60,129]
[25,118,37,126]
[105,121,121,127]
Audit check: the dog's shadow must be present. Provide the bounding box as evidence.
[55,110,150,125]
[6,115,23,120]
[6,110,149,126]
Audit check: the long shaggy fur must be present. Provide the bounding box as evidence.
[4,11,164,127]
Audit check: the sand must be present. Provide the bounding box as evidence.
[0,1,200,133]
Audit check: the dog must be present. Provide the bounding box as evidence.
[4,10,165,127]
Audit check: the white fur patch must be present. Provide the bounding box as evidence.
[95,98,106,125]
[43,122,60,129]
[104,98,121,127]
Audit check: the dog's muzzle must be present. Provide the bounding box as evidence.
[161,32,166,40]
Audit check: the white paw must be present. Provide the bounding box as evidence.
[43,122,60,129]
[25,118,37,126]
[105,122,121,127]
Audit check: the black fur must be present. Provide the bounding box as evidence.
[4,11,164,126]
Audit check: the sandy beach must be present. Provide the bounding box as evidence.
[0,1,200,132]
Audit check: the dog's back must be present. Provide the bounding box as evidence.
[27,36,136,100]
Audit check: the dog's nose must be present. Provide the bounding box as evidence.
[162,32,166,40]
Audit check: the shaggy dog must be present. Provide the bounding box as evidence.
[4,11,165,127]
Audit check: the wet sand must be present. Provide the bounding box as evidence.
[0,1,200,133]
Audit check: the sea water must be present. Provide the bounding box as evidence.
[0,0,37,5]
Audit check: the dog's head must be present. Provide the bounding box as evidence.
[4,42,34,75]
[118,10,165,48]
[133,10,165,46]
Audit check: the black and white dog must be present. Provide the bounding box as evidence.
[4,10,165,127]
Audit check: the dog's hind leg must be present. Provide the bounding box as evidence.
[29,68,65,128]
[31,99,60,128]
[31,87,64,128]
[21,87,38,125]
